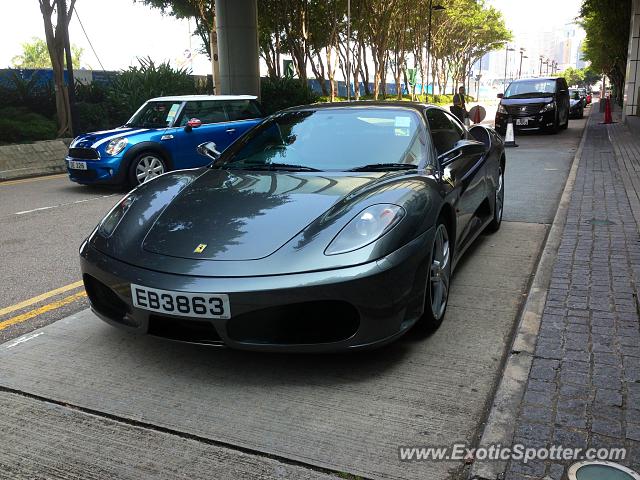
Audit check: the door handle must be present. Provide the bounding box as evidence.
[226,128,236,134]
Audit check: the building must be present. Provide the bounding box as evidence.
[624,0,640,119]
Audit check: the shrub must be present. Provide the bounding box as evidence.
[0,107,57,144]
[260,77,319,114]
[75,101,112,133]
[106,57,197,124]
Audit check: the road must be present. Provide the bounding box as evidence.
[0,110,588,480]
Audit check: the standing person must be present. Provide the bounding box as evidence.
[452,86,468,123]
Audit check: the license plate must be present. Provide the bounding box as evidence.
[131,284,231,319]
[68,160,87,170]
[515,118,529,126]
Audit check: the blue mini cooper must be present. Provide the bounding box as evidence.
[66,95,263,186]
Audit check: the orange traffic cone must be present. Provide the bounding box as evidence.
[603,97,613,124]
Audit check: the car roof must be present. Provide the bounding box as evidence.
[148,95,258,102]
[510,77,561,83]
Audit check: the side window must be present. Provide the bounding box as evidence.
[425,109,462,155]
[225,100,262,121]
[444,112,466,141]
[558,78,568,91]
[177,101,228,126]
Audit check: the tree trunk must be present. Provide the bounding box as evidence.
[39,0,73,137]
[210,19,221,93]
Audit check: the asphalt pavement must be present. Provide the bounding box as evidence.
[0,109,589,479]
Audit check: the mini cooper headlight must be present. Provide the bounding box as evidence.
[105,137,128,155]
[539,102,555,113]
[98,194,135,237]
[497,104,508,114]
[325,204,405,255]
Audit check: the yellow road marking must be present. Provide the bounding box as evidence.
[0,173,67,187]
[0,281,84,317]
[0,291,87,331]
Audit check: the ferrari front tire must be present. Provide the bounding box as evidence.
[420,221,451,330]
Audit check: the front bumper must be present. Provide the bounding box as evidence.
[66,154,126,185]
[79,228,434,352]
[495,110,556,133]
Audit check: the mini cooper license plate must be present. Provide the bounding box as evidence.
[68,160,87,170]
[131,284,231,319]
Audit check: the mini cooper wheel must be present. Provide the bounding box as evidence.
[129,153,166,185]
[421,222,451,329]
[488,165,504,232]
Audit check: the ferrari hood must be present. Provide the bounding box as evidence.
[142,169,384,261]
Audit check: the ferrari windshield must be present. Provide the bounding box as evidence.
[219,108,429,171]
[504,80,556,99]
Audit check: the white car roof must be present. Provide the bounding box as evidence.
[149,95,258,102]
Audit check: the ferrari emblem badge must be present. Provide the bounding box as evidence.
[194,243,207,253]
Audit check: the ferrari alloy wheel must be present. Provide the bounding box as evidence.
[130,153,166,185]
[488,165,504,232]
[422,222,451,328]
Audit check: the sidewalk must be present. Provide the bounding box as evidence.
[503,106,640,478]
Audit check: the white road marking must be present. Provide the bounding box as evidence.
[13,194,117,216]
[5,332,43,349]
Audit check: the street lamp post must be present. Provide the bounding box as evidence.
[539,56,544,76]
[503,46,515,93]
[425,1,445,101]
[518,48,526,78]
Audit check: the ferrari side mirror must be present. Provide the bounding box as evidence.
[197,141,221,160]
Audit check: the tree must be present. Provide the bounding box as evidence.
[12,37,83,69]
[580,0,632,105]
[136,0,220,90]
[562,66,585,87]
[38,0,76,137]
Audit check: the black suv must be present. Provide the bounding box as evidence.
[495,77,570,134]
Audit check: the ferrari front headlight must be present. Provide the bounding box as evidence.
[105,137,128,155]
[98,194,136,237]
[325,204,405,255]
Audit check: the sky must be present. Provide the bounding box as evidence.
[487,0,583,36]
[0,0,584,76]
[0,0,212,74]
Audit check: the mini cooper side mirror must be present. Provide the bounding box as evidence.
[197,141,221,160]
[185,118,202,132]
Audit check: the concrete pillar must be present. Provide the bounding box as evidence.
[215,0,260,98]
[623,0,640,119]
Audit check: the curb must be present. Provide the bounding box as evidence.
[468,112,592,480]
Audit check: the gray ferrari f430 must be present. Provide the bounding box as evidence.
[80,102,506,352]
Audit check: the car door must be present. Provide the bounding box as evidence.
[222,99,264,141]
[557,78,570,125]
[164,100,231,169]
[426,108,488,250]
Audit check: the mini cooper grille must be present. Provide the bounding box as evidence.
[505,104,545,116]
[68,147,99,160]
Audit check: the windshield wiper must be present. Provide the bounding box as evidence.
[348,163,418,172]
[225,162,321,172]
